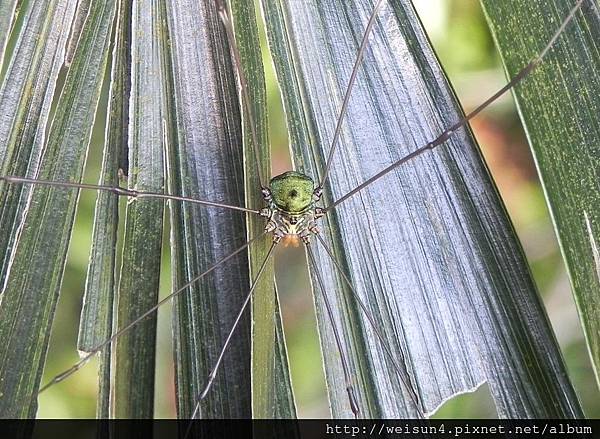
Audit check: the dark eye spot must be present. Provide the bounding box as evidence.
[289,189,298,198]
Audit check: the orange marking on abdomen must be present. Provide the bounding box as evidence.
[282,235,301,247]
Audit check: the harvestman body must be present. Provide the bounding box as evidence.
[262,171,324,245]
[0,0,588,420]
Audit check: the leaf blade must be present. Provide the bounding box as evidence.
[77,0,129,418]
[165,0,253,418]
[0,0,117,417]
[480,0,600,391]
[0,0,20,69]
[229,0,297,419]
[262,0,582,418]
[0,0,77,287]
[111,0,168,418]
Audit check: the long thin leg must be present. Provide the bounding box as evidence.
[325,0,585,212]
[215,0,267,189]
[37,232,267,394]
[0,175,260,214]
[315,233,424,417]
[317,0,386,190]
[189,241,277,419]
[306,245,361,418]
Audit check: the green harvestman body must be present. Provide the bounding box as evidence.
[0,0,590,419]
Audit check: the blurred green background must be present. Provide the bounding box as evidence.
[34,0,599,418]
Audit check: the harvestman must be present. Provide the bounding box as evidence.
[0,0,587,418]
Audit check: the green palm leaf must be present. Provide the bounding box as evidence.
[0,0,594,419]
[0,0,117,417]
[261,0,583,417]
[481,0,600,390]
